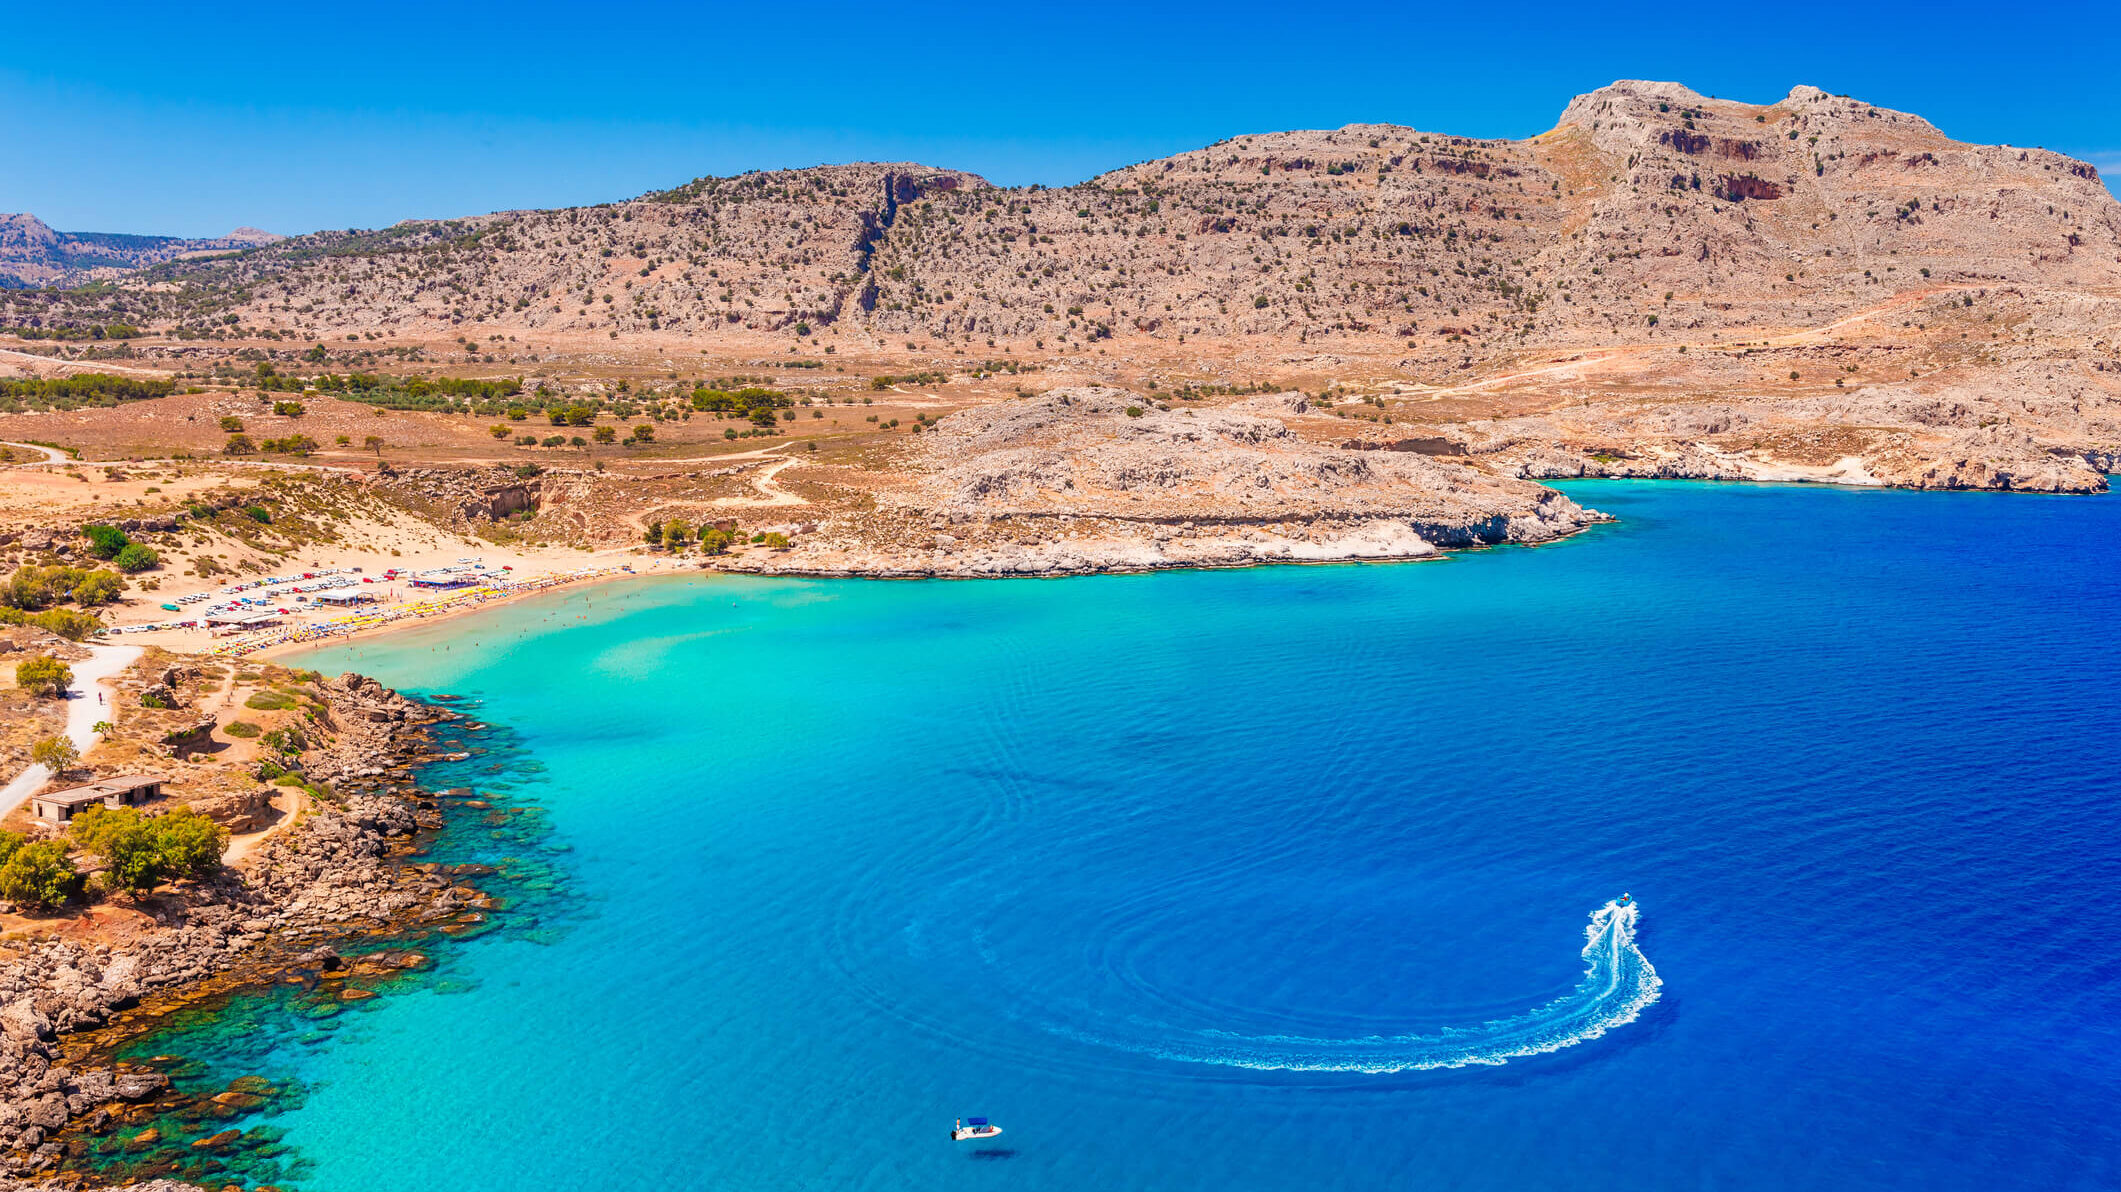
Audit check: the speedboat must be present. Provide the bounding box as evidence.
[952,1117,1002,1142]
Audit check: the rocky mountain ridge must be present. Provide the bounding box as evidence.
[7,81,2113,351]
[0,215,280,292]
[0,79,2114,512]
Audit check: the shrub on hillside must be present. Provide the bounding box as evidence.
[30,735,79,773]
[69,805,228,894]
[0,834,80,910]
[81,524,131,559]
[15,655,71,697]
[113,543,160,573]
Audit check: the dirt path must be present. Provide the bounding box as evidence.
[1762,285,1976,346]
[0,441,69,465]
[0,643,142,817]
[627,453,809,532]
[0,347,165,378]
[224,791,307,866]
[710,456,805,507]
[1402,285,1984,402]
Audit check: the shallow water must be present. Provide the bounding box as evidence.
[165,481,2121,1190]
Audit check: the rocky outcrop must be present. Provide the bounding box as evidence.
[1861,425,2109,492]
[719,388,1604,577]
[0,671,460,1178]
[1511,442,1754,482]
[0,1170,200,1179]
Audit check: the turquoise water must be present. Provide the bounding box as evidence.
[166,481,2121,1189]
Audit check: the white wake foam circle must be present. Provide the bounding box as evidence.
[1059,899,1661,1074]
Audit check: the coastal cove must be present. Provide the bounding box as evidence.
[107,480,2121,1192]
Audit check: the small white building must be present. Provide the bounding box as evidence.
[30,775,165,824]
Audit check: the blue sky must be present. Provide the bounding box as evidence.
[7,0,2117,237]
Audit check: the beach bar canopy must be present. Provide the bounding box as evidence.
[206,609,280,627]
[407,570,480,589]
[313,589,374,605]
[30,775,165,824]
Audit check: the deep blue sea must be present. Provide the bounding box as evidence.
[129,481,2121,1190]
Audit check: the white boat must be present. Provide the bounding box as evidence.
[951,1117,1002,1141]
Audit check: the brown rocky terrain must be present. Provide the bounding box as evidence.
[0,217,280,293]
[0,79,2115,589]
[722,387,1599,575]
[0,669,489,1185]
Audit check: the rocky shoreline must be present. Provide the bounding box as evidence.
[0,673,493,1191]
[717,387,1609,578]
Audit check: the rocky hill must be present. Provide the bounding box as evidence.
[1,79,2115,505]
[723,387,1600,576]
[0,214,280,291]
[9,81,2113,350]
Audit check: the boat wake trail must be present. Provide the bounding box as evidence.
[1066,899,1661,1074]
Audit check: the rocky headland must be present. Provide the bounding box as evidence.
[0,672,496,1187]
[718,387,1602,576]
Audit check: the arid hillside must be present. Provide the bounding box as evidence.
[0,214,281,292]
[10,81,2115,354]
[0,79,2115,586]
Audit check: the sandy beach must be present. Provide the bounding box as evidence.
[100,537,692,660]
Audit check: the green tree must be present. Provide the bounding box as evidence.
[81,524,131,559]
[641,519,663,546]
[489,424,511,440]
[0,837,79,910]
[72,569,125,605]
[760,531,790,548]
[661,520,691,550]
[113,543,159,573]
[31,609,101,641]
[219,415,244,433]
[592,425,616,444]
[152,808,228,879]
[225,433,256,455]
[699,528,734,556]
[69,806,162,893]
[15,655,70,697]
[632,424,655,442]
[364,435,386,456]
[30,734,79,773]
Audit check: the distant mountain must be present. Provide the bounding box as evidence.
[0,213,281,289]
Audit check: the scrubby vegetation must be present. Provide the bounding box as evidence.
[4,564,127,612]
[0,373,173,412]
[69,805,228,895]
[0,834,80,910]
[81,523,163,574]
[14,655,72,698]
[30,735,79,772]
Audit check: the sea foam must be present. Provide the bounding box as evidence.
[1073,899,1661,1074]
